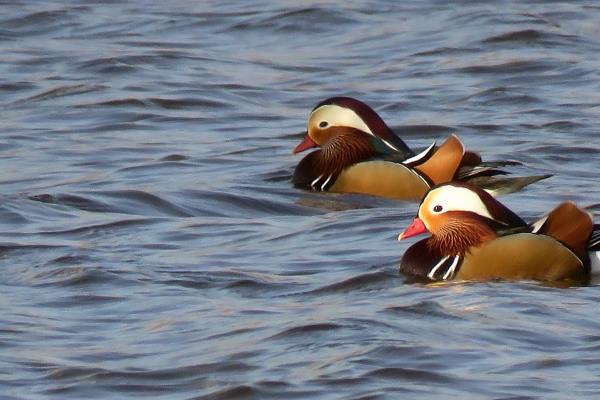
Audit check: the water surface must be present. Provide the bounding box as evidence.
[2,1,600,399]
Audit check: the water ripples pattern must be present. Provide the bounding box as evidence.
[1,1,600,399]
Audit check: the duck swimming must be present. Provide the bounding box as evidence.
[292,97,550,201]
[398,182,600,281]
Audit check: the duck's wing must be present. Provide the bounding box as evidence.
[456,233,585,281]
[529,202,593,261]
[367,133,421,163]
[329,160,430,201]
[411,134,465,185]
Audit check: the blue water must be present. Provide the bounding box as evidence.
[1,1,600,399]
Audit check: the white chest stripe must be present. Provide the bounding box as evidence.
[443,256,460,280]
[320,174,333,191]
[428,256,450,280]
[311,174,324,190]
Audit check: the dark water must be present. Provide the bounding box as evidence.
[2,1,600,399]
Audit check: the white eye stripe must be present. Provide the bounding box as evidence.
[422,186,493,219]
[310,105,373,134]
[309,104,401,152]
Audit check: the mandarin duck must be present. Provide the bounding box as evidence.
[292,97,549,201]
[398,183,600,282]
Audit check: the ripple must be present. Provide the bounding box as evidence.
[458,86,543,108]
[482,29,572,44]
[0,81,37,93]
[80,97,228,110]
[304,271,397,295]
[199,385,275,400]
[50,190,193,217]
[456,60,557,74]
[226,7,356,33]
[29,193,119,214]
[3,1,600,399]
[10,84,103,106]
[384,300,465,320]
[1,9,73,36]
[364,367,452,383]
[413,46,477,57]
[268,323,344,340]
[44,363,260,398]
[391,125,454,139]
[180,189,319,217]
[18,266,120,287]
[37,218,162,237]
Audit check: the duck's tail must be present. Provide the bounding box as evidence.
[464,173,552,197]
[456,158,551,197]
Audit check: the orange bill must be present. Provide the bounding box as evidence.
[398,218,428,240]
[293,132,317,154]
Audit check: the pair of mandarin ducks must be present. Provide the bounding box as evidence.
[292,97,600,282]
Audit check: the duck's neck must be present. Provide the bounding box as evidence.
[312,129,376,174]
[427,216,497,256]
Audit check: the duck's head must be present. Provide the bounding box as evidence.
[293,97,412,156]
[398,183,526,255]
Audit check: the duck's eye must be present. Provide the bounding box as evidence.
[319,121,329,128]
[433,205,443,213]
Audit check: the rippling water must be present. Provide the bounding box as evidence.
[2,1,600,399]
